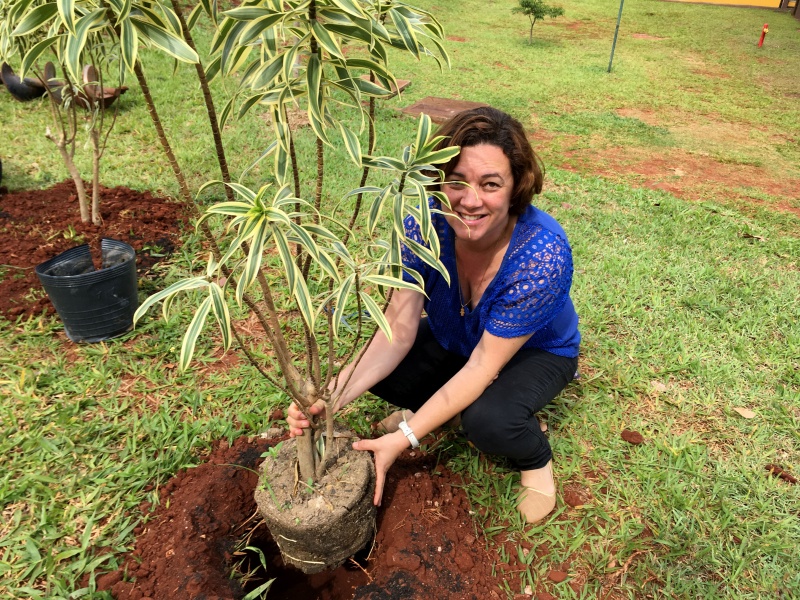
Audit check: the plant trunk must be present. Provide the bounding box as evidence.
[90,128,101,225]
[132,61,193,206]
[530,17,536,44]
[42,78,89,223]
[170,0,234,203]
[47,130,90,223]
[296,427,317,483]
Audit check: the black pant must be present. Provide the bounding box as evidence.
[370,319,578,470]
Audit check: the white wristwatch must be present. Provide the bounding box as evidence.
[398,421,420,449]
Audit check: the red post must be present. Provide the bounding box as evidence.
[758,23,768,48]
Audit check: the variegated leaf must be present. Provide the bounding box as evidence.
[338,122,362,167]
[133,277,210,325]
[180,296,213,371]
[208,282,232,350]
[57,0,76,35]
[130,17,198,63]
[358,291,391,342]
[12,3,59,37]
[120,18,138,73]
[414,113,432,159]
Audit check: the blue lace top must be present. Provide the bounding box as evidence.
[401,201,580,359]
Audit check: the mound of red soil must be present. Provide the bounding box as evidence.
[0,181,186,320]
[101,435,509,600]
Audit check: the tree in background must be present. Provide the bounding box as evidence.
[513,0,565,44]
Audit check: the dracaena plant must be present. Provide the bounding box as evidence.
[0,0,200,220]
[134,0,455,483]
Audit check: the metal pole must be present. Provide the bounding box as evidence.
[608,0,626,73]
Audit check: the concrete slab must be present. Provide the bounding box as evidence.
[399,96,488,124]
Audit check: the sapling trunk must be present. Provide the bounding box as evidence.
[133,61,194,206]
[170,0,235,203]
[41,69,90,223]
[47,129,90,223]
[90,127,101,225]
[89,62,102,225]
[296,426,317,483]
[87,59,120,226]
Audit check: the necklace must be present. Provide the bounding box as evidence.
[455,226,509,317]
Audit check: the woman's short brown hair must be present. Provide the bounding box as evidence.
[433,106,544,216]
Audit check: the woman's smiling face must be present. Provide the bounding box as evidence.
[442,143,514,249]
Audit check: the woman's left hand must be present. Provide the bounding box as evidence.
[353,431,409,506]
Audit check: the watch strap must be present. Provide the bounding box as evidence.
[398,421,420,449]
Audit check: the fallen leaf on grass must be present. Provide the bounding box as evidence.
[733,407,756,419]
[740,232,766,242]
[621,429,645,445]
[765,464,798,484]
[650,380,668,393]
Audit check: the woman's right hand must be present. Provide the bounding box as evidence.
[286,400,326,437]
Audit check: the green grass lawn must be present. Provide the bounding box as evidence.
[2,0,799,598]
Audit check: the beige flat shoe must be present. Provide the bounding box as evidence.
[517,461,556,524]
[376,409,414,434]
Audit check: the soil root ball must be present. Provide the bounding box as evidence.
[255,436,376,574]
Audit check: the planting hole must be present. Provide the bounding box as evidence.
[238,524,371,600]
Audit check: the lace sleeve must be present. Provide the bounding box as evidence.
[400,213,430,283]
[487,228,573,339]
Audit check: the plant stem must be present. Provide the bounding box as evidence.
[90,54,104,225]
[171,0,235,203]
[318,412,334,480]
[289,127,301,199]
[90,127,101,225]
[343,95,375,245]
[252,267,304,399]
[132,60,193,205]
[41,68,90,223]
[47,130,89,223]
[230,325,290,395]
[296,429,316,483]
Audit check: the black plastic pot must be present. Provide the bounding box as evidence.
[35,238,138,342]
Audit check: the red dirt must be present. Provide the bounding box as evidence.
[556,145,800,220]
[0,180,187,321]
[621,430,645,445]
[101,435,511,600]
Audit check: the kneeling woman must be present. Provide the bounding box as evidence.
[288,106,580,524]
